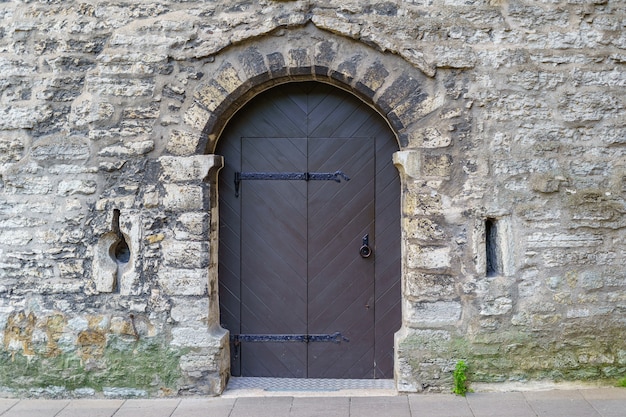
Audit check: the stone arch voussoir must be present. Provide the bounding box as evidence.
[176,24,452,155]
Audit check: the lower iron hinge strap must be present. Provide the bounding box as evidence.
[231,332,349,344]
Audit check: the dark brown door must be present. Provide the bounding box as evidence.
[218,82,400,379]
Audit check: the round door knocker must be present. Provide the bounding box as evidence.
[360,234,373,258]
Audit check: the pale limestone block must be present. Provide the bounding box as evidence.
[405,271,456,301]
[311,15,361,39]
[194,82,227,112]
[393,150,421,180]
[30,136,90,162]
[174,212,209,240]
[170,297,209,325]
[92,232,118,293]
[0,105,53,129]
[213,63,243,94]
[159,155,221,182]
[407,245,451,270]
[163,184,205,211]
[166,130,200,156]
[118,213,141,296]
[422,154,452,177]
[4,176,53,195]
[95,196,135,211]
[98,140,154,157]
[159,268,208,296]
[404,300,462,326]
[86,76,155,97]
[416,127,452,149]
[162,240,209,268]
[527,232,603,248]
[171,327,221,348]
[0,230,33,246]
[558,91,623,122]
[404,217,446,241]
[70,95,115,127]
[0,133,27,166]
[184,103,212,131]
[480,296,513,316]
[57,260,85,276]
[57,179,97,196]
[431,45,476,69]
[403,190,443,217]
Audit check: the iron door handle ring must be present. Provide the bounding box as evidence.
[359,234,372,258]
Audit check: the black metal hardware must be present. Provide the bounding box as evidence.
[231,332,350,344]
[234,171,350,197]
[360,234,372,258]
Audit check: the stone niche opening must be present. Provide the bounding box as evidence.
[93,208,137,295]
[485,217,501,277]
[483,215,514,278]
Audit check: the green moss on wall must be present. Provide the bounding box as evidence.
[0,337,185,396]
[398,328,626,387]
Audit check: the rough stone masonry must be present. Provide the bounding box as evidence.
[0,0,624,397]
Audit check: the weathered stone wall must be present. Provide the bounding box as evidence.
[0,0,624,397]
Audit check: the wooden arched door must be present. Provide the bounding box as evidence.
[217,82,400,379]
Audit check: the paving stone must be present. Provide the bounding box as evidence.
[579,389,626,417]
[290,397,349,417]
[1,400,70,417]
[0,399,19,414]
[112,399,180,417]
[229,397,293,417]
[466,392,536,417]
[350,396,411,417]
[408,394,473,417]
[524,390,602,417]
[171,398,236,417]
[55,399,124,417]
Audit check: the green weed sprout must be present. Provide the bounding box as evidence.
[452,360,469,396]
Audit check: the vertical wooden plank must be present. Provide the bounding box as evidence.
[307,137,376,378]
[239,137,308,377]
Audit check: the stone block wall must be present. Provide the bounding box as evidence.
[0,0,624,396]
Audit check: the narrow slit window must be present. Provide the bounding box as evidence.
[485,218,501,276]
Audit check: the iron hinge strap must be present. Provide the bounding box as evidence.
[231,332,350,344]
[234,171,350,197]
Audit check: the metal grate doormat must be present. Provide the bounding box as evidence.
[226,377,395,392]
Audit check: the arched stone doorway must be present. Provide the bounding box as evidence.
[216,81,400,379]
[162,24,460,394]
